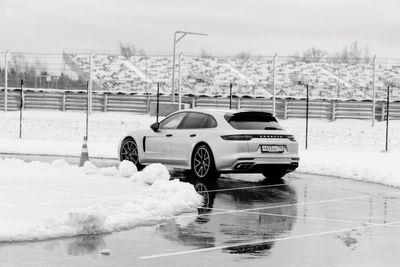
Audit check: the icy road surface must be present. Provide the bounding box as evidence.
[2,171,400,267]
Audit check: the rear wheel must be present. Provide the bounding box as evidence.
[192,144,219,180]
[120,138,144,170]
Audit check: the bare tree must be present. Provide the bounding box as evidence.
[290,48,326,63]
[289,51,301,62]
[348,41,362,64]
[363,45,371,63]
[330,46,350,64]
[10,53,26,74]
[235,51,252,61]
[332,42,367,64]
[35,58,48,75]
[137,48,147,57]
[293,41,372,64]
[119,43,136,58]
[200,49,213,59]
[301,47,327,63]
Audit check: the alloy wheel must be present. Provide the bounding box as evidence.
[120,139,138,164]
[194,147,210,178]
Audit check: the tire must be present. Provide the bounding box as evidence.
[191,144,219,180]
[119,138,144,170]
[262,168,287,180]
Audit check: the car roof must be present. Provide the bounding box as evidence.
[187,108,273,117]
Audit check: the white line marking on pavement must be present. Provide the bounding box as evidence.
[202,183,287,193]
[240,210,400,230]
[194,195,371,217]
[140,219,400,259]
[171,191,400,222]
[194,205,400,230]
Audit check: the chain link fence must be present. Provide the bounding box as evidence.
[0,51,399,95]
[1,51,399,120]
[0,50,399,152]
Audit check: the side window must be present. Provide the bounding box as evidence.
[199,114,217,128]
[159,112,186,129]
[179,112,206,129]
[205,115,217,128]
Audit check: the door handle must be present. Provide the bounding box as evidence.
[190,134,196,137]
[166,134,173,137]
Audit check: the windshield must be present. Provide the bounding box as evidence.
[225,112,283,130]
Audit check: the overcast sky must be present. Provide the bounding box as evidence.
[0,0,400,57]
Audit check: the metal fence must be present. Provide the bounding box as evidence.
[1,88,399,121]
[1,51,400,122]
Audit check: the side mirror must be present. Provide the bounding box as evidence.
[151,122,160,132]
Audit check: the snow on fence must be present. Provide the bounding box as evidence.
[0,88,400,120]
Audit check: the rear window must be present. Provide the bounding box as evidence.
[225,112,283,130]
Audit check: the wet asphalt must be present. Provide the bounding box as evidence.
[1,157,400,266]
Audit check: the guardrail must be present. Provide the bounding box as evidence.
[1,88,399,120]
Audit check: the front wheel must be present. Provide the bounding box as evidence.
[191,144,219,180]
[120,138,144,170]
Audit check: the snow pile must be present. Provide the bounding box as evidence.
[0,159,202,242]
[297,151,400,187]
[118,160,138,177]
[130,163,170,185]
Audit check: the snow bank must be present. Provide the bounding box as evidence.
[297,151,400,188]
[118,160,138,177]
[0,159,202,242]
[230,150,400,188]
[131,163,170,185]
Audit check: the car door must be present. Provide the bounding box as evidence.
[144,112,186,164]
[170,112,213,167]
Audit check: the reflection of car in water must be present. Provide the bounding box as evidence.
[158,174,297,257]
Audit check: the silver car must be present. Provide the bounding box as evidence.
[118,109,299,180]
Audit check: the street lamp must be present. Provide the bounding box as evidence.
[171,30,208,103]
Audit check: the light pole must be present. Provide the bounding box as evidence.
[178,53,183,110]
[4,50,9,112]
[88,51,94,115]
[385,84,389,152]
[383,78,399,152]
[19,80,24,139]
[371,55,376,126]
[272,53,277,116]
[298,75,310,150]
[171,30,207,103]
[229,83,233,109]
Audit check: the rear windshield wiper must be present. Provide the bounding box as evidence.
[264,127,279,130]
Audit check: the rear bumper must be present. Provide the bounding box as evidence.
[218,156,300,173]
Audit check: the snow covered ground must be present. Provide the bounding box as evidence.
[0,110,398,152]
[0,110,399,242]
[0,159,202,242]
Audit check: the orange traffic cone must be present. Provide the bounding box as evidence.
[79,136,89,167]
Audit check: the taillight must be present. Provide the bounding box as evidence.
[221,135,252,141]
[288,135,297,141]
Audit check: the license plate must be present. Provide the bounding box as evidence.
[261,145,284,153]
